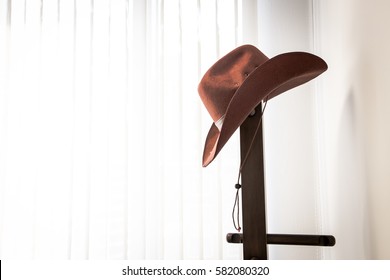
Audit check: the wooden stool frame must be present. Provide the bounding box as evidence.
[226,102,335,260]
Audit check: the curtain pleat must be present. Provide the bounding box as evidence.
[0,0,243,260]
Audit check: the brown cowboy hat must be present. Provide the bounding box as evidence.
[198,44,327,167]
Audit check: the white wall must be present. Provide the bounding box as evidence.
[314,0,371,259]
[258,0,390,259]
[317,0,390,259]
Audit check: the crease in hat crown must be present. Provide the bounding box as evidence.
[198,45,269,130]
[198,44,328,167]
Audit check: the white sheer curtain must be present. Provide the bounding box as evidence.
[0,0,254,259]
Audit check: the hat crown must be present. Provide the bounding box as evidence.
[198,45,269,126]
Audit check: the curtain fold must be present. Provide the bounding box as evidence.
[0,0,244,260]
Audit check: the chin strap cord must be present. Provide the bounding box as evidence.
[232,98,268,232]
[232,183,242,232]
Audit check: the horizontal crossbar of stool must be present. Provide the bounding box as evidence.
[226,233,336,247]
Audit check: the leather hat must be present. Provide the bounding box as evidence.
[198,44,327,167]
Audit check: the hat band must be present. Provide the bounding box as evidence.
[215,114,225,131]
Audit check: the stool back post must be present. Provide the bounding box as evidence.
[240,102,268,260]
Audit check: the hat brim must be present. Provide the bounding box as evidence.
[202,52,327,167]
